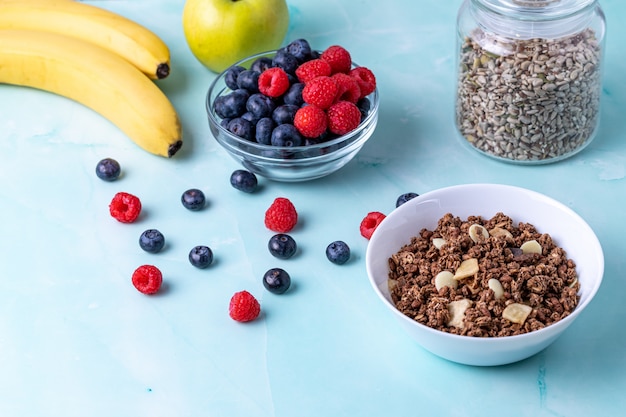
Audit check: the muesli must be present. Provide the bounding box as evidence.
[388,212,579,337]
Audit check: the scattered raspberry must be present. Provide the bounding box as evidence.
[350,67,377,99]
[132,265,163,295]
[264,197,298,233]
[294,105,328,138]
[332,72,361,103]
[258,67,290,98]
[295,58,332,83]
[321,45,352,74]
[302,76,339,110]
[360,211,386,240]
[109,191,142,223]
[326,101,362,135]
[229,290,261,322]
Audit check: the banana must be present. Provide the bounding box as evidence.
[0,0,171,79]
[0,29,183,158]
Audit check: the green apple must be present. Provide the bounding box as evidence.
[182,0,290,73]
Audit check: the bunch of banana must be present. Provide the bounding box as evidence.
[0,0,182,157]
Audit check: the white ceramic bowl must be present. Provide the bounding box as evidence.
[366,184,604,366]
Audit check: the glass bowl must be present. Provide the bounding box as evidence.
[206,51,379,182]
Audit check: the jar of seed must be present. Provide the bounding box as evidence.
[455,0,606,163]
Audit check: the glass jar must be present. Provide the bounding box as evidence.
[455,0,606,164]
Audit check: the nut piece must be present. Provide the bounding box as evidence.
[489,227,513,240]
[488,278,505,300]
[453,258,479,280]
[435,271,458,291]
[432,238,447,249]
[468,224,489,243]
[520,239,542,254]
[502,303,533,324]
[447,298,472,328]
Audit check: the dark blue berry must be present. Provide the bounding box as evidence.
[251,57,274,73]
[272,50,299,75]
[255,117,275,145]
[271,124,303,147]
[326,241,351,265]
[230,169,258,193]
[283,83,305,106]
[220,117,232,129]
[139,229,165,253]
[396,192,419,208]
[227,117,254,141]
[285,38,312,62]
[189,245,213,269]
[246,93,276,118]
[263,268,291,294]
[241,111,261,125]
[268,234,297,259]
[224,65,246,90]
[236,70,260,93]
[272,104,299,125]
[95,158,121,181]
[214,89,249,119]
[181,188,206,211]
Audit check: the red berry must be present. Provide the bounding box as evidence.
[294,105,328,138]
[132,265,163,295]
[360,211,386,240]
[350,67,377,99]
[321,45,352,74]
[327,101,361,135]
[302,76,338,110]
[295,58,332,83]
[332,72,361,103]
[109,192,142,223]
[229,290,261,322]
[258,67,290,98]
[264,197,298,233]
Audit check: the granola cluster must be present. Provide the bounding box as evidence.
[388,212,579,337]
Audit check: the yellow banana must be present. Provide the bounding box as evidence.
[0,29,182,158]
[0,0,171,79]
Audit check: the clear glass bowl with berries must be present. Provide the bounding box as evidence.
[206,39,379,182]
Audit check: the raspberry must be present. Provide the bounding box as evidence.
[109,192,142,223]
[295,58,332,83]
[294,105,328,138]
[229,290,261,322]
[132,265,163,295]
[258,67,290,98]
[360,211,386,240]
[350,67,377,99]
[326,101,362,135]
[321,45,352,74]
[302,76,338,110]
[332,72,361,103]
[264,197,298,233]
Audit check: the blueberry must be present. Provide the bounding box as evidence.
[396,192,419,208]
[283,83,305,106]
[262,267,291,294]
[227,117,254,141]
[241,111,261,125]
[220,117,232,129]
[251,57,274,73]
[326,241,351,265]
[139,229,165,253]
[230,169,258,193]
[224,65,246,90]
[268,234,297,259]
[214,89,249,119]
[255,117,275,145]
[272,50,299,75]
[236,69,260,93]
[189,245,213,269]
[271,124,303,147]
[95,157,121,181]
[272,104,299,125]
[357,97,371,121]
[246,93,276,118]
[181,188,206,211]
[285,38,312,62]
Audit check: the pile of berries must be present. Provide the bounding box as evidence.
[213,39,376,147]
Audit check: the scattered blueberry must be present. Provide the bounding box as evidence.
[268,234,297,259]
[241,111,261,125]
[285,38,312,62]
[224,65,246,90]
[95,158,121,181]
[250,56,274,73]
[255,117,275,145]
[139,229,165,253]
[236,69,260,93]
[227,117,254,141]
[271,123,303,147]
[326,241,351,265]
[230,169,258,193]
[246,93,276,119]
[396,192,419,207]
[272,50,299,75]
[214,88,249,119]
[181,188,206,211]
[272,104,299,125]
[189,245,213,269]
[283,82,305,106]
[263,268,291,294]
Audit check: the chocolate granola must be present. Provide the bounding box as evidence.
[388,212,579,337]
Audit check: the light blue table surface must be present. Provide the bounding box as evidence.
[1,0,624,416]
